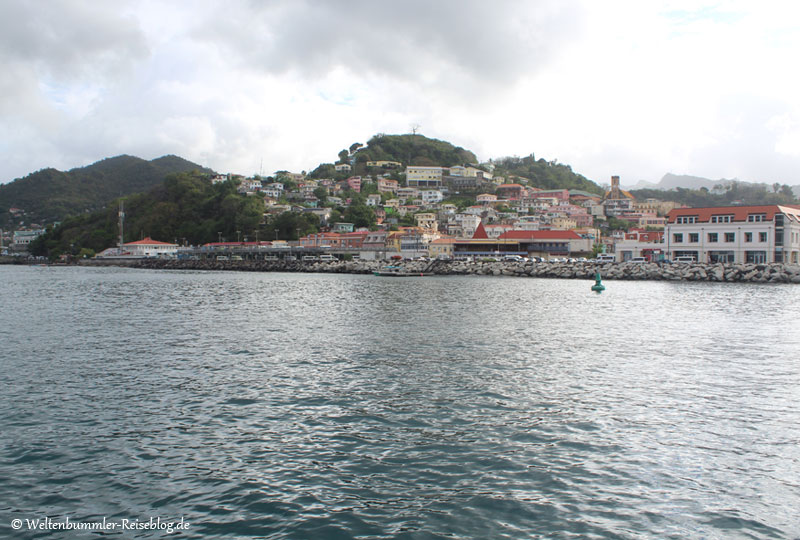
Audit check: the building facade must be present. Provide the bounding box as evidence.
[406,166,443,188]
[664,205,800,264]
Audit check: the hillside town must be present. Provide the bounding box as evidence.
[95,170,800,266]
[4,159,800,267]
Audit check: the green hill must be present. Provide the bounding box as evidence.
[309,133,479,178]
[30,171,322,260]
[0,154,212,227]
[491,155,604,195]
[358,133,478,167]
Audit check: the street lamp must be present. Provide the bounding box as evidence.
[236,230,241,243]
[217,231,222,243]
[274,229,279,241]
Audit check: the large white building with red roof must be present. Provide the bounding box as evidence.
[665,205,800,264]
[122,237,179,258]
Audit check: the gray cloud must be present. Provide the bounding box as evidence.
[196,0,582,91]
[0,0,148,82]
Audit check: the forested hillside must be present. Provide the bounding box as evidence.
[0,155,212,227]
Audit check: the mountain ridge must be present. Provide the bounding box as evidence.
[0,155,213,227]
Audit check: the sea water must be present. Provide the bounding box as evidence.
[1,265,798,539]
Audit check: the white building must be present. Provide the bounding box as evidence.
[122,237,179,258]
[665,205,800,264]
[12,229,45,249]
[421,190,444,204]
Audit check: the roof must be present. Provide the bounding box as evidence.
[666,204,800,223]
[498,230,582,240]
[472,222,489,239]
[124,237,177,246]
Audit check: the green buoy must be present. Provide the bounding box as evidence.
[591,271,605,292]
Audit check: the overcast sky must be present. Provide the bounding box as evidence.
[2,0,799,187]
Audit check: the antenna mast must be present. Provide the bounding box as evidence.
[118,200,125,249]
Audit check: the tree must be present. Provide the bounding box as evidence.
[338,150,349,163]
[349,142,363,155]
[313,186,328,204]
[343,201,376,229]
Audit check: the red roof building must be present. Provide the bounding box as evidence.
[664,204,800,264]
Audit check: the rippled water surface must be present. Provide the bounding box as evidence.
[1,265,799,539]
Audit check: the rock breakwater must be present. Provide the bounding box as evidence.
[110,258,800,284]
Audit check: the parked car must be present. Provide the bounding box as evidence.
[595,254,616,263]
[673,256,696,264]
[630,257,648,263]
[503,255,525,262]
[318,254,337,261]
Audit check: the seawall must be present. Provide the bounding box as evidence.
[81,258,800,284]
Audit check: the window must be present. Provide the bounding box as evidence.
[673,233,683,243]
[775,214,784,226]
[725,232,735,242]
[748,214,766,222]
[689,233,699,243]
[711,215,734,223]
[676,216,698,224]
[759,232,767,242]
[745,232,753,242]
[708,233,718,242]
[776,230,783,246]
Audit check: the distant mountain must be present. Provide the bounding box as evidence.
[625,173,734,191]
[0,155,213,227]
[627,173,800,197]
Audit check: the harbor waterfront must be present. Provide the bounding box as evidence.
[89,257,800,284]
[1,265,799,539]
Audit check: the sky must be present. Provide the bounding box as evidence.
[2,0,799,188]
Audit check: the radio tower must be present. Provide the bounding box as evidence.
[118,200,125,250]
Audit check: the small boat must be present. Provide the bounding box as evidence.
[373,265,429,277]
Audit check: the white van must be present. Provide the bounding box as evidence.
[595,254,616,263]
[318,254,336,262]
[673,256,696,264]
[630,257,648,263]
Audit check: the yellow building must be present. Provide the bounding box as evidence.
[428,238,456,258]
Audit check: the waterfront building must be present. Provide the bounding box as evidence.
[122,237,179,258]
[12,229,45,251]
[665,204,800,263]
[335,163,352,172]
[428,237,456,259]
[614,229,665,262]
[452,229,589,258]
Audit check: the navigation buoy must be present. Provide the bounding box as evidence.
[591,272,605,293]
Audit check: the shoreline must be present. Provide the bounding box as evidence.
[72,258,800,284]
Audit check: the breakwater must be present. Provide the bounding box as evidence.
[98,258,800,283]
